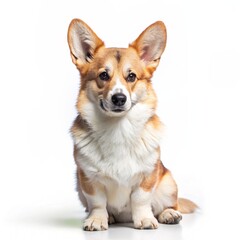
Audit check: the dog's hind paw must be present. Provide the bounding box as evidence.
[158,209,182,224]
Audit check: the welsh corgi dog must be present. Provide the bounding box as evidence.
[67,19,197,231]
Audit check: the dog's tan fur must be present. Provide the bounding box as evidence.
[67,19,197,231]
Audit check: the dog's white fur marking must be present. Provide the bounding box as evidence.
[111,78,125,93]
[75,100,159,184]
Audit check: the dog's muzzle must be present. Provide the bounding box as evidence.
[100,93,128,114]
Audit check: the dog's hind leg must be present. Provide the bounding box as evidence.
[152,169,183,224]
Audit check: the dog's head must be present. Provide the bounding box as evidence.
[68,19,166,118]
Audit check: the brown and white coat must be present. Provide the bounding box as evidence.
[67,19,197,231]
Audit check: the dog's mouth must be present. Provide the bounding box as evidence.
[100,99,107,111]
[100,99,126,114]
[112,109,124,113]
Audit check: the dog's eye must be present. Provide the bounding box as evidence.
[99,71,110,81]
[127,73,136,82]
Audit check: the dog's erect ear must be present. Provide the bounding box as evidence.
[130,21,167,73]
[67,19,104,67]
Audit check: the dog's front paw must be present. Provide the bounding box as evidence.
[134,217,159,229]
[158,209,182,224]
[83,216,108,231]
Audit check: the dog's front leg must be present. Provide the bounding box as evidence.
[131,187,158,229]
[83,183,108,231]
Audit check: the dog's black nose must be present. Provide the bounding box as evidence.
[111,93,127,106]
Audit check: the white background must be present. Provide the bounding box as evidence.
[0,0,240,239]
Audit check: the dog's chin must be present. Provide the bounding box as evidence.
[107,110,127,117]
[102,107,128,117]
[99,100,129,117]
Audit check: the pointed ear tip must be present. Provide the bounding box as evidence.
[70,18,83,25]
[67,18,90,44]
[153,21,167,31]
[68,19,78,36]
[129,21,167,49]
[155,20,165,25]
[68,18,85,31]
[67,21,76,45]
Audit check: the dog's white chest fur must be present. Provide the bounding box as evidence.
[74,102,161,184]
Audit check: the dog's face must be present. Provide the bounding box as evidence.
[68,19,166,117]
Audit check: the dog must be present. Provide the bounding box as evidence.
[67,19,197,231]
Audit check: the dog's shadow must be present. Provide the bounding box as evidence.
[49,216,84,229]
[24,209,194,240]
[43,213,185,240]
[50,217,184,240]
[33,209,86,229]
